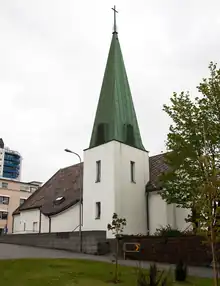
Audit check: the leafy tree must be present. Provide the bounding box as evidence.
[107,213,126,283]
[160,62,220,285]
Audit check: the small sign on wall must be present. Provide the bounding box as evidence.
[123,242,140,259]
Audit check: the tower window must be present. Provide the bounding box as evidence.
[125,124,135,146]
[95,202,101,219]
[130,161,136,183]
[96,123,106,146]
[96,160,101,182]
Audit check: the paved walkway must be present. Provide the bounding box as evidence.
[0,243,214,279]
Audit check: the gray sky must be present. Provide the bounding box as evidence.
[0,0,220,183]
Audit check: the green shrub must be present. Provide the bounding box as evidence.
[175,260,187,281]
[136,263,172,286]
[154,225,183,237]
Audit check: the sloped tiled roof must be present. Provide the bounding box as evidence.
[13,163,83,216]
[13,153,168,216]
[146,153,170,191]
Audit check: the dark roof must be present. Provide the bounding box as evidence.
[146,153,169,191]
[13,163,83,216]
[13,153,168,216]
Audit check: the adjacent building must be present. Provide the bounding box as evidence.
[0,178,41,234]
[0,139,22,180]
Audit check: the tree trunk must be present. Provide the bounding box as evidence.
[210,225,219,286]
[114,238,119,283]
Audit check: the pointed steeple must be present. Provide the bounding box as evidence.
[89,7,145,151]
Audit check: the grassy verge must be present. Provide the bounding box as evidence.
[0,258,213,286]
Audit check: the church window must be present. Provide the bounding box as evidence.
[130,161,135,183]
[95,202,101,219]
[96,123,106,146]
[96,160,101,182]
[125,124,135,146]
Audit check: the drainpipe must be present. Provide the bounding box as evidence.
[145,186,150,235]
[12,215,14,233]
[49,216,51,233]
[39,210,42,233]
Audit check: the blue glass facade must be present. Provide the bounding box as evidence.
[3,152,21,179]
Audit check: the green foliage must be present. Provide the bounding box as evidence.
[161,62,220,285]
[154,225,183,237]
[175,260,187,282]
[136,264,172,286]
[107,212,127,238]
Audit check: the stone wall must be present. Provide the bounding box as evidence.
[0,231,108,254]
[111,235,213,267]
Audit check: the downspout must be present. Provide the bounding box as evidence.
[145,186,150,236]
[12,215,14,233]
[39,209,42,233]
[49,216,51,233]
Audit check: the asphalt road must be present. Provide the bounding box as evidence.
[0,243,214,278]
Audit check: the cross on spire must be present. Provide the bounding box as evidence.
[111,5,118,34]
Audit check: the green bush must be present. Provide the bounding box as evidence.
[175,260,187,281]
[154,225,183,237]
[136,264,172,286]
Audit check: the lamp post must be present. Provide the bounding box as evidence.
[64,148,82,252]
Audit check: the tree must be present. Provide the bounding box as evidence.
[160,62,220,285]
[107,213,126,283]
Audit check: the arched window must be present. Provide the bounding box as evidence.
[125,124,135,146]
[96,123,106,146]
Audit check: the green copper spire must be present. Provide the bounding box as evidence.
[89,7,145,151]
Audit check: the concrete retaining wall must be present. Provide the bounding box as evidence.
[0,231,108,254]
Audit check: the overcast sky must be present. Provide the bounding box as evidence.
[0,0,220,183]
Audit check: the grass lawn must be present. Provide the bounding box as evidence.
[0,258,214,286]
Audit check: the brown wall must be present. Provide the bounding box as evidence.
[112,235,213,267]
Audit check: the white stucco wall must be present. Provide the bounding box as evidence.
[149,192,167,235]
[50,204,80,232]
[175,207,191,231]
[114,143,149,236]
[83,142,115,236]
[83,141,149,238]
[40,213,50,233]
[13,214,21,233]
[19,209,40,233]
[148,192,192,234]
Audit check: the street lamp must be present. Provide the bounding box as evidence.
[64,148,82,252]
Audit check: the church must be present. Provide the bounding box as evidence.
[12,9,190,238]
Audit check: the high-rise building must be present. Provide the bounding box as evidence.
[0,139,22,180]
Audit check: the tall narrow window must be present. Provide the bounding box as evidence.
[125,124,135,146]
[96,160,101,182]
[130,161,135,183]
[95,202,101,219]
[96,123,106,146]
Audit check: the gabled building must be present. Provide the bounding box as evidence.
[12,9,190,236]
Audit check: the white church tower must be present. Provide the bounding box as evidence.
[83,7,149,238]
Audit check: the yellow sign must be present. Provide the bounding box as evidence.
[135,243,140,252]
